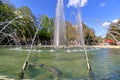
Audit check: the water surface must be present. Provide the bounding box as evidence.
[0,48,120,80]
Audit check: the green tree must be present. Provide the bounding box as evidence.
[39,15,52,32]
[0,4,15,21]
[37,15,54,45]
[13,6,36,45]
[0,5,36,45]
[0,0,3,5]
[0,2,16,45]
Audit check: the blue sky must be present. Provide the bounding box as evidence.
[10,0,120,37]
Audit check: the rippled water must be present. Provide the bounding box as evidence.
[0,48,120,80]
[90,48,120,80]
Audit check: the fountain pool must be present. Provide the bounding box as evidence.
[0,47,120,80]
[0,0,120,80]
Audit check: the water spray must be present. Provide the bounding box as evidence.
[19,16,47,79]
[76,7,94,78]
[19,26,39,79]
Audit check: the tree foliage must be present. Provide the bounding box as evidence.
[66,21,97,45]
[0,3,36,45]
[0,2,16,45]
[0,2,99,45]
[37,15,54,45]
[105,19,120,43]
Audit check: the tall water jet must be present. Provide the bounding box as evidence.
[53,0,66,47]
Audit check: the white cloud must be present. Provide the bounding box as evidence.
[99,2,106,8]
[102,22,110,27]
[80,0,88,7]
[112,19,119,23]
[67,0,88,8]
[102,19,119,27]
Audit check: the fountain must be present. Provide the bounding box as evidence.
[73,3,94,79]
[0,0,120,80]
[53,0,66,47]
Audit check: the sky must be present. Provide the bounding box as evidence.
[9,0,120,37]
